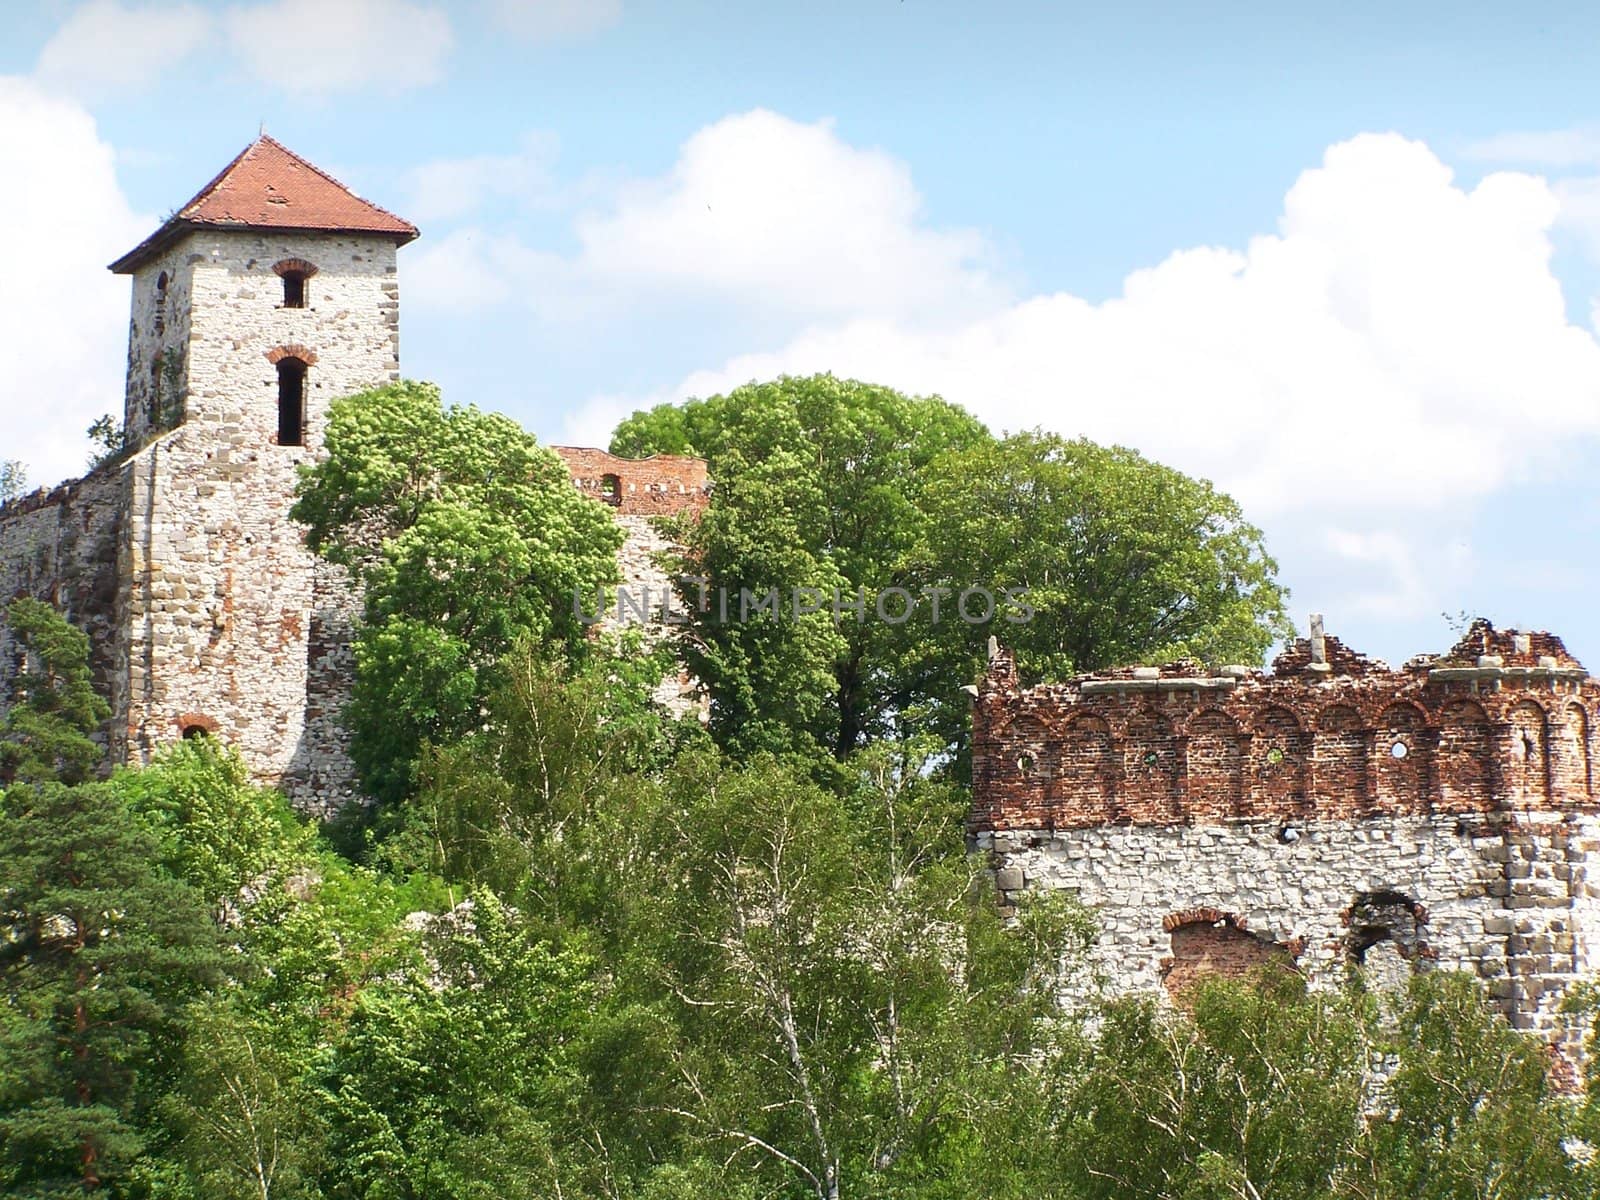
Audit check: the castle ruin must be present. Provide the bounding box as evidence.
[0,136,702,811]
[970,619,1600,1043]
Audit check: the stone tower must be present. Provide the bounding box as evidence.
[0,136,417,812]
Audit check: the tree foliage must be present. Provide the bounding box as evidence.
[1,597,110,787]
[291,380,623,804]
[922,431,1292,682]
[613,375,1290,765]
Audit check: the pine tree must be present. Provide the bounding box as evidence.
[0,600,220,1193]
[0,597,110,787]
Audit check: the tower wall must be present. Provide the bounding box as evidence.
[116,229,396,810]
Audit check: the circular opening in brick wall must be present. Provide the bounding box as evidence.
[1390,740,1408,759]
[1143,750,1160,767]
[1266,746,1285,765]
[1017,752,1036,776]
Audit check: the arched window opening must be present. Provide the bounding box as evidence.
[155,270,169,298]
[181,724,210,741]
[600,473,622,505]
[272,258,318,309]
[277,357,307,446]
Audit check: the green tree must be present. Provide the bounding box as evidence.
[1,598,110,787]
[613,379,1289,767]
[613,374,991,762]
[166,1003,324,1200]
[0,781,222,1194]
[1364,972,1578,1200]
[291,381,623,805]
[592,746,1091,1200]
[315,891,594,1199]
[923,431,1291,688]
[1068,971,1367,1200]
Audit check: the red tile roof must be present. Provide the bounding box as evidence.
[110,135,418,273]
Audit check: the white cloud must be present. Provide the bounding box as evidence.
[403,133,559,223]
[572,110,1009,323]
[34,0,212,96]
[225,0,453,94]
[439,111,1010,326]
[574,132,1599,516]
[0,77,149,491]
[485,0,620,42]
[552,127,1600,622]
[1462,127,1600,168]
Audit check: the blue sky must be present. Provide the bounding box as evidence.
[5,0,1600,669]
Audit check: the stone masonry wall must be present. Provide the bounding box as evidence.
[971,620,1600,1044]
[115,229,400,812]
[0,468,131,744]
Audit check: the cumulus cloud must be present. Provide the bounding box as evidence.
[554,126,1600,621]
[484,0,621,42]
[573,110,1009,323]
[225,0,453,93]
[430,111,1010,325]
[34,0,213,96]
[0,77,149,491]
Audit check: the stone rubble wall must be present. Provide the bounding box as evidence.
[975,810,1600,1047]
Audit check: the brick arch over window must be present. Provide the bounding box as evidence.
[1253,704,1309,819]
[264,343,318,366]
[1314,704,1369,816]
[1184,707,1245,821]
[1376,702,1429,813]
[1437,699,1494,812]
[1003,715,1052,828]
[175,711,220,739]
[272,258,319,279]
[1057,713,1116,825]
[1160,908,1298,999]
[273,258,318,309]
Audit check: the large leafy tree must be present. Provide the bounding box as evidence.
[292,380,624,804]
[922,431,1292,686]
[613,374,991,762]
[613,378,1290,766]
[315,891,594,1200]
[590,746,1092,1200]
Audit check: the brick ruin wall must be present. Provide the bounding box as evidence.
[555,447,710,718]
[971,622,1600,1044]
